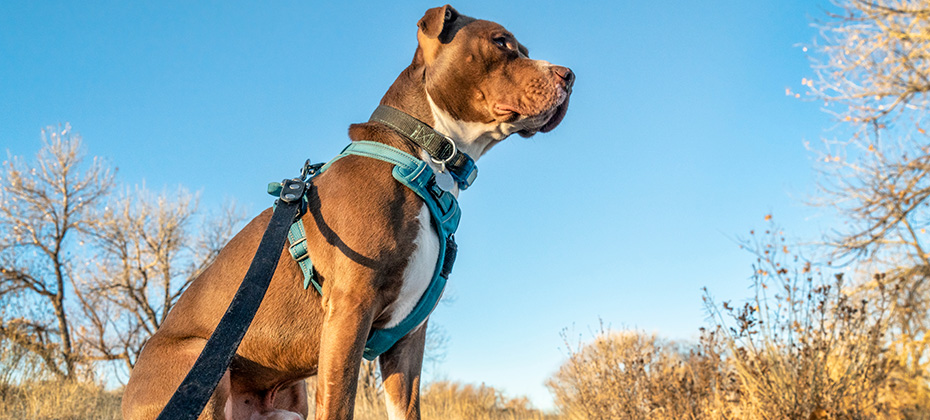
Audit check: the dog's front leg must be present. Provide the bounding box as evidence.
[314,285,377,420]
[379,321,427,420]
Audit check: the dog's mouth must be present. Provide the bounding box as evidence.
[498,93,570,138]
[536,95,570,134]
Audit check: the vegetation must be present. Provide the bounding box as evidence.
[549,223,929,420]
[3,0,930,419]
[0,124,243,386]
[350,379,554,420]
[0,381,120,420]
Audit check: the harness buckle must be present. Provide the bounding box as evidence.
[288,237,310,262]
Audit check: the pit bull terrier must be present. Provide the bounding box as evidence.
[122,5,573,419]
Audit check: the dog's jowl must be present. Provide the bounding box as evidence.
[122,5,573,420]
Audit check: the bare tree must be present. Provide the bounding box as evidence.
[0,124,242,384]
[811,0,930,125]
[78,187,243,375]
[0,124,114,380]
[807,0,930,384]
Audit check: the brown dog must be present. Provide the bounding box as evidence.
[122,5,573,420]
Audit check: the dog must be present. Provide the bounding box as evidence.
[122,5,573,420]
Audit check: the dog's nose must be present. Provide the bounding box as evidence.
[553,66,575,88]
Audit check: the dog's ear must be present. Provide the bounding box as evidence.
[418,5,459,40]
[416,5,460,65]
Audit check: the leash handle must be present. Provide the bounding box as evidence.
[156,179,306,420]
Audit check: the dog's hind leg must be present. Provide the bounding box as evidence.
[122,335,231,420]
[379,321,427,420]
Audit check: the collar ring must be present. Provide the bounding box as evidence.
[429,135,457,167]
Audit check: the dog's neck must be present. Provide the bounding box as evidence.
[425,93,506,161]
[377,64,514,164]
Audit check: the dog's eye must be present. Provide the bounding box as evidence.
[492,37,510,49]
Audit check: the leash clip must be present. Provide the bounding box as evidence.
[300,159,324,182]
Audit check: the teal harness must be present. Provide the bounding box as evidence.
[269,135,473,360]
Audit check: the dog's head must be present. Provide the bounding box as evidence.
[414,5,574,156]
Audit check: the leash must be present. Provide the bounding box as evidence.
[156,168,319,420]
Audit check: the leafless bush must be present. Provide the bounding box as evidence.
[703,222,909,419]
[547,327,726,420]
[547,220,930,420]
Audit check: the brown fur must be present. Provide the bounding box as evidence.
[122,5,572,420]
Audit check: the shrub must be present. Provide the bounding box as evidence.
[547,224,930,420]
[547,329,727,420]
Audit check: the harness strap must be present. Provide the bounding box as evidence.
[369,105,478,190]
[273,140,463,360]
[286,220,321,294]
[323,139,420,172]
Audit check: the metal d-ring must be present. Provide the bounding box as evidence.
[429,135,456,173]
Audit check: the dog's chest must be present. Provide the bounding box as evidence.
[380,204,440,328]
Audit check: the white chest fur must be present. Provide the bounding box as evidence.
[380,204,439,329]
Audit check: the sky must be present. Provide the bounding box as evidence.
[1,0,840,411]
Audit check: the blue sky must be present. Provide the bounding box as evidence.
[2,0,838,410]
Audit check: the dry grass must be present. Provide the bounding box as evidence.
[350,375,553,420]
[4,320,929,420]
[0,371,550,420]
[303,373,552,420]
[4,234,930,420]
[418,381,554,420]
[0,381,121,420]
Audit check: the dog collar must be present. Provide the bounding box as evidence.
[369,105,478,190]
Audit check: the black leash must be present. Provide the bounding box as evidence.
[156,177,309,420]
